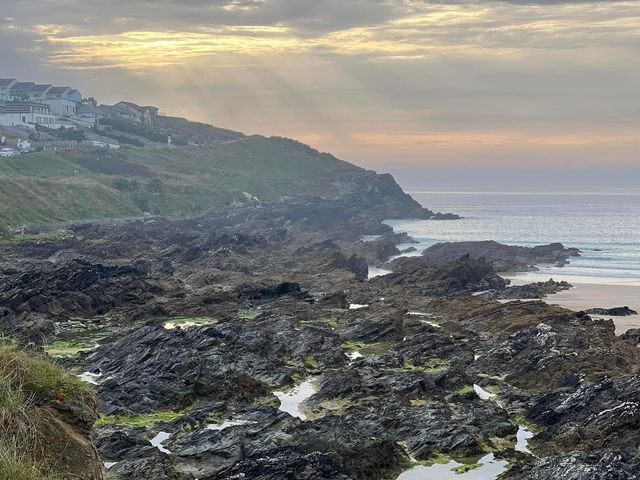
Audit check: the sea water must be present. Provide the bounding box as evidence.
[386,192,640,281]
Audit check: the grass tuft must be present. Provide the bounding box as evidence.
[95,409,187,428]
[0,343,91,403]
[0,341,91,479]
[0,442,58,480]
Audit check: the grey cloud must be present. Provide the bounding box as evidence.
[1,0,401,35]
[1,0,638,170]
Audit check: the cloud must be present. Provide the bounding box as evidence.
[2,0,635,71]
[1,0,638,168]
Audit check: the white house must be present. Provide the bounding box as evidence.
[41,98,77,117]
[75,103,104,127]
[101,101,159,125]
[7,81,35,100]
[44,86,82,103]
[0,101,57,128]
[0,79,82,104]
[27,84,52,101]
[0,79,17,100]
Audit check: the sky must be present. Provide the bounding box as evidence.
[1,0,638,184]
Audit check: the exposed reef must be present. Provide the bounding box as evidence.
[0,180,637,480]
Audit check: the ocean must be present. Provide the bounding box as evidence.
[385,191,640,281]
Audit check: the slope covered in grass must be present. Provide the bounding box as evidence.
[0,342,100,479]
[0,135,362,231]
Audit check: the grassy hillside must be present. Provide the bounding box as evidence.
[0,135,361,231]
[0,342,99,479]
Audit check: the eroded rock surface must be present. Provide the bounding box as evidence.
[0,193,636,480]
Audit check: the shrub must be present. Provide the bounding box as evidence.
[146,179,164,193]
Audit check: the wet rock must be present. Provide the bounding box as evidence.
[106,456,190,480]
[93,426,160,461]
[375,255,506,296]
[415,240,580,272]
[490,279,572,299]
[430,212,461,220]
[316,291,349,309]
[584,306,638,316]
[504,451,639,480]
[0,259,160,324]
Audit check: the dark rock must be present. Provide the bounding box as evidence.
[373,254,506,296]
[490,279,572,299]
[430,212,461,220]
[584,306,638,316]
[316,291,349,309]
[504,451,639,480]
[415,240,580,272]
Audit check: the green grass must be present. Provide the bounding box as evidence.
[0,229,70,244]
[0,342,93,479]
[95,409,185,428]
[451,385,475,395]
[304,357,320,369]
[340,341,395,355]
[238,309,262,320]
[0,177,140,228]
[453,463,482,474]
[300,317,338,329]
[0,154,90,178]
[306,398,353,420]
[402,358,449,372]
[0,342,91,403]
[0,136,361,230]
[43,340,95,359]
[511,414,546,433]
[417,451,451,466]
[0,443,58,480]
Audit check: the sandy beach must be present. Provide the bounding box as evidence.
[503,272,640,335]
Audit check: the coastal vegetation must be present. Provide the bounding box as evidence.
[0,135,360,231]
[0,341,96,479]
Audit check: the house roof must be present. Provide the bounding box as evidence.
[115,101,158,113]
[0,78,16,87]
[10,82,36,91]
[30,84,52,93]
[111,104,136,114]
[47,86,71,95]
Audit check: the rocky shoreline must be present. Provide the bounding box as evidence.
[1,174,638,480]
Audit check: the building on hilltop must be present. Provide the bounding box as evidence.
[100,101,159,125]
[0,79,82,103]
[0,78,83,129]
[0,101,60,128]
[41,97,77,117]
[7,81,36,100]
[44,86,82,103]
[76,103,105,128]
[0,77,161,135]
[28,84,53,100]
[0,79,17,99]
